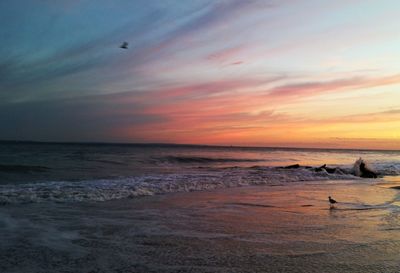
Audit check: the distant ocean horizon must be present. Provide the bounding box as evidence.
[1,139,400,152]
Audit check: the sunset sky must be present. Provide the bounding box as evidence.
[1,0,400,149]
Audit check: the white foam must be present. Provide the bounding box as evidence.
[0,167,360,204]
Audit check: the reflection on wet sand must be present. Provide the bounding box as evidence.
[1,180,400,272]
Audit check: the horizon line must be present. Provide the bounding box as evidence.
[1,139,399,153]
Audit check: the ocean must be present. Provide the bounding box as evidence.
[1,142,400,272]
[0,141,400,203]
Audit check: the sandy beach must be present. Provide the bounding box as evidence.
[2,178,400,273]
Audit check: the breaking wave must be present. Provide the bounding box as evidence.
[0,166,357,204]
[372,162,400,176]
[0,156,398,205]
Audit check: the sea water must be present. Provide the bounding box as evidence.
[0,142,399,203]
[1,142,400,272]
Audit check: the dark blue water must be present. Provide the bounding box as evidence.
[0,142,399,184]
[0,142,399,203]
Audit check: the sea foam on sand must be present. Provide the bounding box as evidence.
[1,179,400,273]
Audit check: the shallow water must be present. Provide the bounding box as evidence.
[1,179,400,272]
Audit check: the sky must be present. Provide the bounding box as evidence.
[1,0,400,149]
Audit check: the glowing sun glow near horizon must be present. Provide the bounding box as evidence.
[1,0,400,149]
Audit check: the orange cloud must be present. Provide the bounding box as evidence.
[98,73,400,149]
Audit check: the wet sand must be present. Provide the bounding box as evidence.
[1,179,400,272]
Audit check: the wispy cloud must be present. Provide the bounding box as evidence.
[1,0,400,148]
[264,74,400,101]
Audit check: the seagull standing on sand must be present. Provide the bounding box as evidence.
[328,196,337,209]
[120,41,128,49]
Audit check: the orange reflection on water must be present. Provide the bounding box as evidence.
[150,180,400,257]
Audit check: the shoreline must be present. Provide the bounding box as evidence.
[1,179,400,272]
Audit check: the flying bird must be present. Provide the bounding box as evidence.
[120,41,128,49]
[328,196,337,209]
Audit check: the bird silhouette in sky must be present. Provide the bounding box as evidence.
[120,42,128,49]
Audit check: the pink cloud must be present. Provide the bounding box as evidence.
[91,72,400,147]
[264,74,400,100]
[206,46,244,64]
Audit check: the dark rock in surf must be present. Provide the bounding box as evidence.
[282,164,301,169]
[359,161,378,178]
[314,164,326,172]
[353,158,378,178]
[314,164,337,174]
